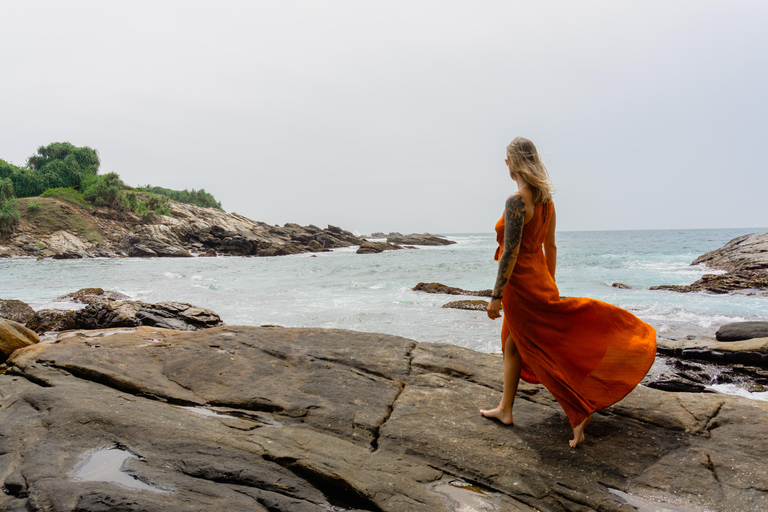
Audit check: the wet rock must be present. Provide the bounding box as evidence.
[413,282,493,297]
[52,251,85,259]
[646,380,707,393]
[2,326,768,511]
[0,299,36,324]
[0,319,39,361]
[198,248,217,257]
[716,321,768,342]
[56,288,131,304]
[612,282,632,289]
[386,233,456,246]
[356,241,402,254]
[442,300,489,311]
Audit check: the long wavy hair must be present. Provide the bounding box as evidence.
[506,137,554,204]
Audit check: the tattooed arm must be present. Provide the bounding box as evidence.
[487,194,526,320]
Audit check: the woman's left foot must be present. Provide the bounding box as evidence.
[569,415,591,448]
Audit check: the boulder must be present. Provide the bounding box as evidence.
[56,288,131,304]
[127,244,158,257]
[442,300,489,311]
[612,282,632,289]
[2,326,767,511]
[0,319,39,361]
[413,282,493,297]
[656,337,768,367]
[716,321,768,342]
[356,241,402,254]
[25,309,79,333]
[0,299,36,324]
[198,248,217,257]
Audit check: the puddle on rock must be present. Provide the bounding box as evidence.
[72,444,169,493]
[180,406,282,426]
[609,488,713,512]
[432,479,499,512]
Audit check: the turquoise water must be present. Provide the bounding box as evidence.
[1,227,766,355]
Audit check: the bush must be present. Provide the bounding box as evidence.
[41,187,91,209]
[27,201,40,213]
[83,173,126,210]
[125,190,172,221]
[142,185,223,210]
[0,178,19,234]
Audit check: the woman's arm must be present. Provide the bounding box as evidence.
[487,194,526,319]
[544,204,557,279]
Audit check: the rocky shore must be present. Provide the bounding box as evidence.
[0,197,456,259]
[650,231,768,294]
[0,321,766,512]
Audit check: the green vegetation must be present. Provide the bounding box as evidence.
[141,185,222,210]
[0,177,19,234]
[1,142,224,227]
[40,187,91,209]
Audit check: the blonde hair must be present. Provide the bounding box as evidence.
[506,137,554,204]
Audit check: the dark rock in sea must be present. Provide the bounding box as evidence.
[0,299,36,324]
[2,326,767,511]
[646,380,707,393]
[612,282,632,289]
[127,243,158,257]
[356,241,402,254]
[716,321,768,342]
[52,251,85,259]
[386,233,457,246]
[651,232,768,294]
[413,282,493,297]
[56,288,131,304]
[442,300,489,311]
[0,319,39,362]
[25,300,222,333]
[198,248,217,257]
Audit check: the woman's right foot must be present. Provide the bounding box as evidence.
[479,406,514,425]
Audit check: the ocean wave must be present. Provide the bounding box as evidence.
[707,384,768,402]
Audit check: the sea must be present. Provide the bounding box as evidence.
[2,227,767,398]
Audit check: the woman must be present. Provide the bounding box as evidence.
[479,137,656,448]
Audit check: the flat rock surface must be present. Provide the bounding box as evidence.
[1,326,767,511]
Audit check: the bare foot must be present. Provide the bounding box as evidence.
[479,406,514,425]
[569,415,591,448]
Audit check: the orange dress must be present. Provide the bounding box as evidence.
[495,201,656,428]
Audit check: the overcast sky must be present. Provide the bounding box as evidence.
[2,1,766,234]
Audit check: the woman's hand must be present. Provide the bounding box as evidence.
[487,298,502,320]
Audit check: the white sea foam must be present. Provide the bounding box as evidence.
[707,384,768,402]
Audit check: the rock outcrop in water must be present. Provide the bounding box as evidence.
[413,282,493,297]
[0,197,366,259]
[650,232,768,294]
[1,325,767,511]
